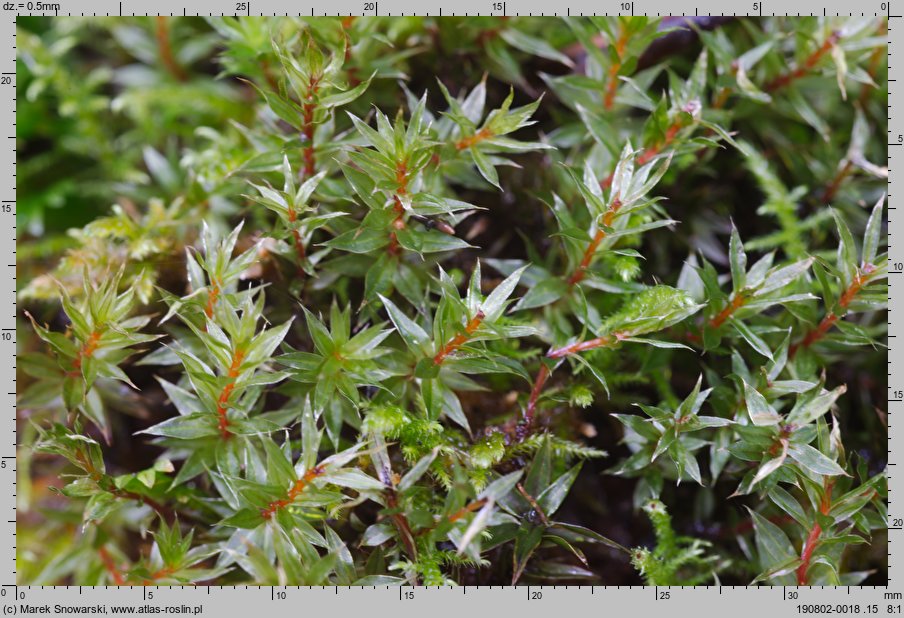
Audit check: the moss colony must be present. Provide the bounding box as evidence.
[16,16,889,586]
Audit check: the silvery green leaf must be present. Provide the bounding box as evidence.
[862,194,885,266]
[379,295,431,355]
[786,385,847,426]
[752,441,787,487]
[482,265,528,321]
[831,209,858,287]
[732,319,772,360]
[743,381,782,426]
[755,258,814,295]
[787,443,847,477]
[729,223,747,293]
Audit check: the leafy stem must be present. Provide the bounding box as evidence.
[98,547,126,585]
[433,310,485,365]
[790,265,875,357]
[204,280,221,319]
[454,126,494,150]
[154,17,187,82]
[709,291,748,329]
[67,328,103,377]
[523,363,550,429]
[522,333,621,431]
[260,464,326,519]
[388,160,410,255]
[600,121,682,190]
[796,479,834,585]
[603,23,629,110]
[567,198,623,286]
[214,347,246,439]
[765,31,841,92]
[301,74,321,179]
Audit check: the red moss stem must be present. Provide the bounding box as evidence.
[567,198,623,287]
[522,334,620,430]
[455,127,494,150]
[603,24,629,110]
[154,17,187,82]
[261,464,326,519]
[600,122,681,190]
[523,364,550,428]
[214,348,245,439]
[765,31,841,93]
[204,281,220,320]
[433,311,485,365]
[709,293,747,329]
[797,480,834,585]
[790,267,872,358]
[67,329,103,377]
[822,159,854,205]
[98,547,126,585]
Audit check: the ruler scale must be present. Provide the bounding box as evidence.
[7,3,897,616]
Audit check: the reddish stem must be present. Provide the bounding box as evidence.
[765,31,841,93]
[797,480,834,585]
[523,364,550,428]
[300,74,320,179]
[567,198,623,287]
[516,483,550,526]
[387,163,410,255]
[603,24,629,110]
[214,348,245,439]
[447,498,489,524]
[388,196,406,256]
[154,17,187,82]
[433,311,485,365]
[522,333,619,430]
[858,23,887,106]
[600,122,682,190]
[709,293,747,329]
[204,281,220,320]
[822,159,853,204]
[455,126,494,150]
[548,334,616,359]
[98,547,126,585]
[261,464,326,519]
[67,329,103,377]
[790,267,871,358]
[385,489,418,561]
[287,207,307,266]
[302,103,316,179]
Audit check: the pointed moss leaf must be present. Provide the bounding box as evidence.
[379,295,431,355]
[748,508,797,581]
[743,382,782,426]
[138,413,221,439]
[729,223,747,293]
[786,443,847,477]
[786,385,847,426]
[482,264,527,321]
[731,319,773,360]
[537,463,582,516]
[862,195,885,266]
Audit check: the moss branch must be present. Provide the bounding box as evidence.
[154,17,187,82]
